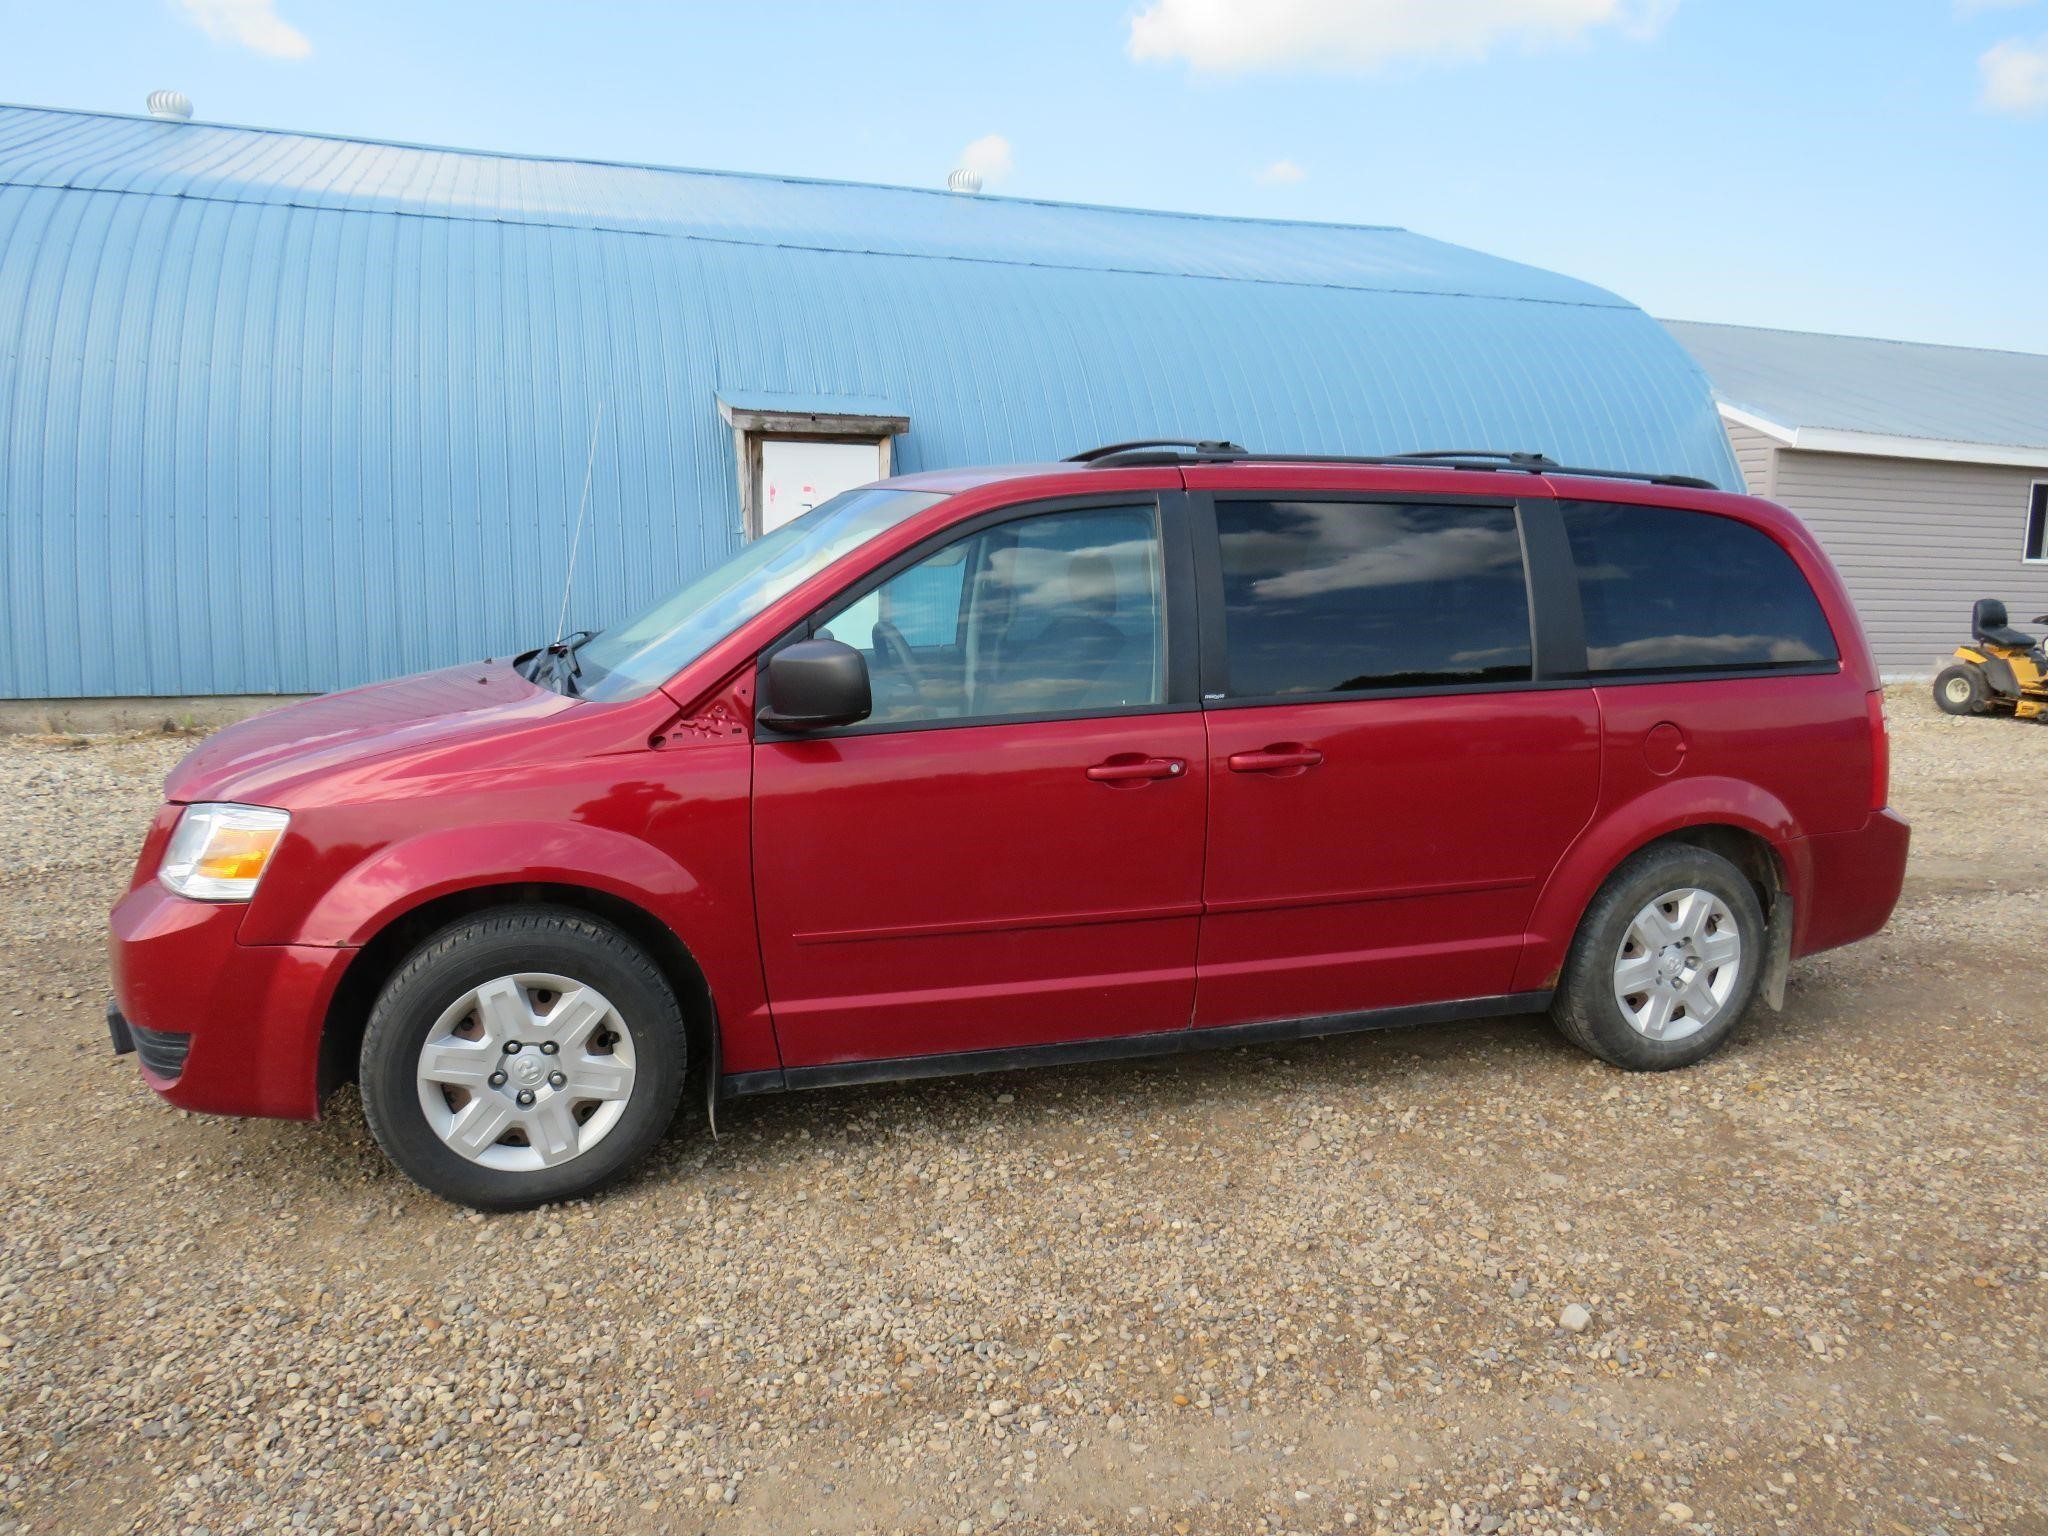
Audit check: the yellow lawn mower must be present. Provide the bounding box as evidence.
[1935,599,2048,720]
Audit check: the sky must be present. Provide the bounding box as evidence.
[3,0,2045,353]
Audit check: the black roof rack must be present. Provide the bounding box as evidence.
[1064,438,1249,465]
[1066,440,1715,489]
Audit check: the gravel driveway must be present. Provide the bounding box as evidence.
[3,690,2043,1535]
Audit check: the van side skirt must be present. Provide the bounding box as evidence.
[718,991,1554,1098]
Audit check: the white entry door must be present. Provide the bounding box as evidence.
[758,439,885,534]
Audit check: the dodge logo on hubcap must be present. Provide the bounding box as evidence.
[510,1054,546,1087]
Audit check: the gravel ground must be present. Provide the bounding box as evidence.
[2,688,2044,1536]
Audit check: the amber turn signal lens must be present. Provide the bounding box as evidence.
[158,803,291,901]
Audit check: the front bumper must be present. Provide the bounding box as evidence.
[106,1003,193,1079]
[108,880,354,1120]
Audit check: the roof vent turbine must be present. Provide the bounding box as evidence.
[945,168,982,195]
[146,90,193,121]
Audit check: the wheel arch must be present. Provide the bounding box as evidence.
[1657,823,1787,909]
[1518,782,1809,1007]
[1656,825,1793,1009]
[318,882,718,1107]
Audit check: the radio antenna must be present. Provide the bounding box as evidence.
[553,400,606,647]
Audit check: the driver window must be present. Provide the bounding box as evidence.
[814,503,1165,727]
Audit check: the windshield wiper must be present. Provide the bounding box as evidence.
[524,629,598,697]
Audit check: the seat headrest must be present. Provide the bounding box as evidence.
[1975,598,2009,632]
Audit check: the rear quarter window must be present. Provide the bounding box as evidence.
[1561,502,1838,675]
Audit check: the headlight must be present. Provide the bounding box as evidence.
[158,803,291,901]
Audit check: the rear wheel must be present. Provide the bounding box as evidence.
[1933,663,1988,716]
[359,907,688,1209]
[1552,844,1764,1071]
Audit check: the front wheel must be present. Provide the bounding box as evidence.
[1933,663,1988,716]
[1551,844,1765,1071]
[359,908,688,1209]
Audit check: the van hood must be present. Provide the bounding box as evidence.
[165,662,576,805]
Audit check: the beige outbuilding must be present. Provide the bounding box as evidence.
[1667,320,2048,679]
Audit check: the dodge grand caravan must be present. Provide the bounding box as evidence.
[108,443,1910,1208]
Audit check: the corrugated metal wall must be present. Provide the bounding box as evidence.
[0,106,1740,699]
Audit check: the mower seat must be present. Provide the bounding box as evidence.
[1972,599,2039,650]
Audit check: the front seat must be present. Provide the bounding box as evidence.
[1972,598,2039,650]
[988,551,1131,712]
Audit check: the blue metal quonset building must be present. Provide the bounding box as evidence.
[0,104,1738,700]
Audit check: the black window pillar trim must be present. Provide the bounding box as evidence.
[1185,490,1231,702]
[1156,489,1203,708]
[1515,497,1589,681]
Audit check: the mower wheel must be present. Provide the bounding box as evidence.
[1933,664,1988,716]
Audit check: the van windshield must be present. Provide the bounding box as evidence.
[574,487,945,701]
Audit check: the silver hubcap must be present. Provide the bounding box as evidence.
[415,973,637,1172]
[1945,676,1973,704]
[1612,888,1742,1042]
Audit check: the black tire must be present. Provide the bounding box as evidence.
[359,907,688,1209]
[1933,664,1988,716]
[1551,843,1765,1072]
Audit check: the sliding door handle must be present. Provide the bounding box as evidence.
[1227,744,1323,774]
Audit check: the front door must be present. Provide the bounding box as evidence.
[1192,493,1600,1028]
[752,497,1208,1067]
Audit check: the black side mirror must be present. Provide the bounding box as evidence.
[759,639,871,732]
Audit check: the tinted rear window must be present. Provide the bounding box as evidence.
[1215,500,1532,696]
[1561,502,1838,675]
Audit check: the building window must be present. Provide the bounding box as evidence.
[718,402,910,539]
[2027,483,2048,563]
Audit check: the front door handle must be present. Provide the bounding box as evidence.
[1086,755,1186,784]
[1228,744,1324,774]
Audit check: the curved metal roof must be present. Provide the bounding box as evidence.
[0,104,1738,698]
[0,105,1623,302]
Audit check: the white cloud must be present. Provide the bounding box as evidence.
[956,134,1014,187]
[176,0,312,60]
[1128,0,1677,73]
[1980,35,2048,112]
[1258,157,1308,183]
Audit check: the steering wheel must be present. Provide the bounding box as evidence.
[870,619,934,709]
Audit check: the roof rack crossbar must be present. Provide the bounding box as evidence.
[1066,441,1714,489]
[1065,438,1249,464]
[1400,449,1560,467]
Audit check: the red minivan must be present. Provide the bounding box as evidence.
[108,445,1909,1208]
